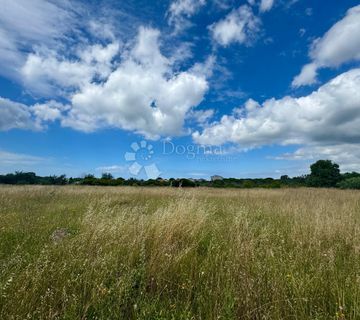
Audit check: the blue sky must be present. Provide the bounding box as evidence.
[1,0,360,179]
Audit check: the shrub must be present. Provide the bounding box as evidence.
[338,177,360,189]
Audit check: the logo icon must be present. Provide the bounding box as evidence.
[124,140,161,179]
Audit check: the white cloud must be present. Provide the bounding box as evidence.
[190,54,216,78]
[292,5,360,87]
[59,27,208,138]
[193,68,360,168]
[275,145,360,172]
[305,8,313,16]
[299,28,306,37]
[213,0,232,10]
[131,28,168,73]
[291,63,318,88]
[0,0,77,79]
[21,53,92,95]
[259,0,274,13]
[0,0,74,41]
[0,97,69,131]
[96,165,127,173]
[168,41,194,66]
[0,150,45,166]
[210,5,261,47]
[187,109,215,124]
[77,42,120,68]
[21,42,120,96]
[87,20,116,41]
[0,28,23,78]
[0,97,37,131]
[246,0,275,13]
[31,101,69,122]
[2,26,209,139]
[167,0,206,33]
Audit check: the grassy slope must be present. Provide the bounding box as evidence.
[0,186,360,319]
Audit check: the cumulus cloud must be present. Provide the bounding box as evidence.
[0,97,69,132]
[31,101,69,122]
[3,25,209,139]
[21,42,120,96]
[167,0,206,33]
[292,5,360,87]
[0,97,37,131]
[57,27,208,138]
[292,63,318,88]
[259,0,274,12]
[209,5,261,47]
[193,68,360,168]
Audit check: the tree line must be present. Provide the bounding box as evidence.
[1,160,360,189]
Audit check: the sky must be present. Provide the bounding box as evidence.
[1,0,360,179]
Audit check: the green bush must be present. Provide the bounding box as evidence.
[263,181,282,189]
[338,177,360,189]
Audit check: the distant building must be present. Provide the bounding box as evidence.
[211,175,224,181]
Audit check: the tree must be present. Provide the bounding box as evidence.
[83,174,97,185]
[180,179,196,187]
[342,172,360,180]
[307,160,341,188]
[47,175,67,185]
[338,177,360,189]
[242,180,255,188]
[101,173,114,180]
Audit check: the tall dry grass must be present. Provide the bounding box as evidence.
[1,186,360,319]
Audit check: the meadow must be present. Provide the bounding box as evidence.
[1,186,360,319]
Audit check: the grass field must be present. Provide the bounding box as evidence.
[1,186,360,319]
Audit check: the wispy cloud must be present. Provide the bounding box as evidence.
[96,165,127,173]
[0,150,45,166]
[167,0,206,33]
[0,0,78,79]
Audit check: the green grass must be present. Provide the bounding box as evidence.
[1,186,360,319]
